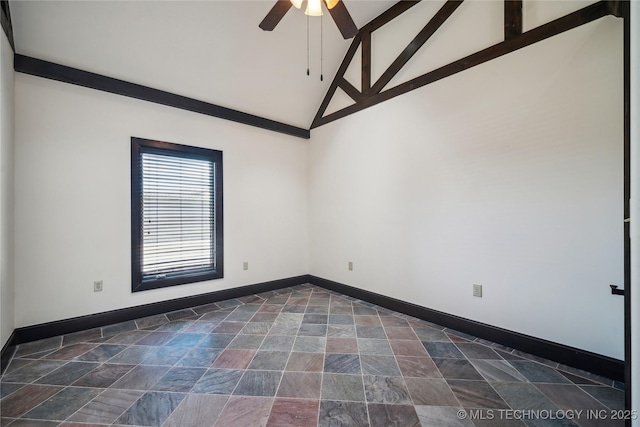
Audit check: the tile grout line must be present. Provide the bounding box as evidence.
[209,290,295,425]
[1,284,625,427]
[267,287,302,423]
[381,314,429,411]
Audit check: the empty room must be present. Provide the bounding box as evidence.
[0,0,638,426]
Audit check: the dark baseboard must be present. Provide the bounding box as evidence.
[7,273,623,382]
[14,275,312,345]
[308,275,624,382]
[1,330,17,374]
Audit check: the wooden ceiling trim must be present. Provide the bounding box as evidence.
[338,78,362,102]
[15,55,311,139]
[504,0,523,40]
[312,0,617,129]
[0,0,14,51]
[363,0,421,33]
[311,33,362,126]
[361,30,372,94]
[369,0,464,96]
[311,1,419,125]
[607,0,627,18]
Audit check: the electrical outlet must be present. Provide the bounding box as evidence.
[243,261,249,271]
[473,284,482,298]
[348,261,353,271]
[94,280,103,292]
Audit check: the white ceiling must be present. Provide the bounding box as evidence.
[10,0,398,129]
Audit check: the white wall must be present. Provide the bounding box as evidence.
[309,15,625,359]
[0,30,15,349]
[10,1,627,366]
[13,74,309,327]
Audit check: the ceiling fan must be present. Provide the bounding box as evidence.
[259,0,359,39]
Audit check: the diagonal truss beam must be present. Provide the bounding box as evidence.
[0,0,14,51]
[312,0,616,129]
[338,78,363,102]
[311,33,362,127]
[370,0,464,95]
[311,1,421,127]
[362,0,422,33]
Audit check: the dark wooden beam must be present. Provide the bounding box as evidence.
[361,30,372,94]
[0,0,14,51]
[313,2,419,124]
[311,33,362,126]
[504,0,523,40]
[607,0,627,18]
[313,0,613,128]
[370,0,464,95]
[362,0,422,33]
[15,55,310,139]
[338,78,362,102]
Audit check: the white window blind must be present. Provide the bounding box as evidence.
[141,152,215,279]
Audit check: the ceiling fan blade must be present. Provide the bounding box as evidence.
[325,0,358,39]
[259,1,293,31]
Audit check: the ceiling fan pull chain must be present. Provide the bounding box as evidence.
[307,9,310,76]
[320,6,324,82]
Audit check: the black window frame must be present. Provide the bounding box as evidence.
[131,137,223,292]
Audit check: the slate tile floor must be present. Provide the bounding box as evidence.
[0,284,624,427]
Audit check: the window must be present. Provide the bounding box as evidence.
[131,137,223,292]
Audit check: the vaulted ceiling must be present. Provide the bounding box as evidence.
[9,0,396,130]
[8,0,624,135]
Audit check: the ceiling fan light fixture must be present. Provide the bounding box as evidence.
[325,0,339,10]
[259,0,357,39]
[305,0,323,16]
